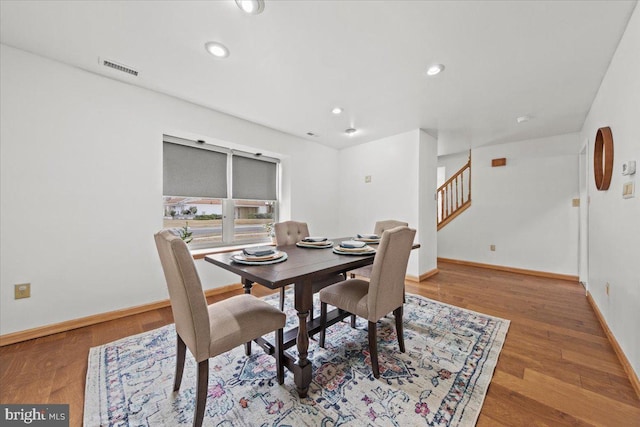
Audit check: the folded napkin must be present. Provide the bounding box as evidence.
[357,234,380,239]
[340,240,367,249]
[243,246,276,257]
[302,237,328,242]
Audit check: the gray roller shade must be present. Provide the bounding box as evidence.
[163,142,227,198]
[232,155,277,200]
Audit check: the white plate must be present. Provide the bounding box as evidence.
[238,251,280,261]
[231,251,288,265]
[296,241,334,249]
[303,236,328,242]
[355,237,380,243]
[339,240,367,248]
[333,247,376,256]
[357,234,379,240]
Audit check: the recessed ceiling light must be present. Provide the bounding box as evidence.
[204,42,229,58]
[345,128,357,136]
[516,115,531,123]
[426,64,445,76]
[331,107,343,115]
[235,0,265,15]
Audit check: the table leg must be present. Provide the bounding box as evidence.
[293,280,313,397]
[243,279,253,355]
[242,279,253,294]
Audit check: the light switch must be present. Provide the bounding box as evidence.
[15,283,31,299]
[623,182,635,199]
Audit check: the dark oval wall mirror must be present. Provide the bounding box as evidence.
[594,126,614,191]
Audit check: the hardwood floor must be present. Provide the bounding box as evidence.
[1,261,639,426]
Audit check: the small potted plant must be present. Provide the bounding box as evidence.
[264,222,275,244]
[179,222,193,244]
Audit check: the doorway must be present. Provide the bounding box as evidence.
[578,142,589,289]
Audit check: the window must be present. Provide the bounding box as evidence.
[163,135,278,248]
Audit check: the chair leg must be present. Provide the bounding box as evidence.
[394,306,405,353]
[350,314,356,328]
[319,302,327,348]
[279,287,285,311]
[193,359,209,427]
[276,328,284,385]
[368,321,380,378]
[174,334,187,391]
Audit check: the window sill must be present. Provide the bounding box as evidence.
[191,241,275,260]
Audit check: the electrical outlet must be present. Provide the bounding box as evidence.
[605,282,610,296]
[490,245,496,251]
[15,283,31,299]
[365,175,372,183]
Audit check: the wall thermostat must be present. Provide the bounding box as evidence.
[622,160,636,175]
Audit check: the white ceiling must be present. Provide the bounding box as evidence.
[0,0,636,153]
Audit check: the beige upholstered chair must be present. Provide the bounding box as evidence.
[154,230,286,427]
[273,221,346,327]
[273,221,344,313]
[350,220,408,279]
[274,220,310,246]
[374,219,409,236]
[274,221,310,310]
[319,226,416,378]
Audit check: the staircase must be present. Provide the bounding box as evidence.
[437,154,471,230]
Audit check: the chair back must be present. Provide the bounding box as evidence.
[374,220,408,236]
[154,229,210,361]
[367,226,416,321]
[274,221,310,245]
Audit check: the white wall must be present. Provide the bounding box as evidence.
[438,133,581,276]
[579,5,640,377]
[337,129,437,277]
[418,130,438,276]
[0,45,340,335]
[437,151,469,182]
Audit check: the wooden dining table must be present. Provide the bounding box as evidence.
[205,237,420,398]
[204,238,374,397]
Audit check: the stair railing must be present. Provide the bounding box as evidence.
[437,155,471,230]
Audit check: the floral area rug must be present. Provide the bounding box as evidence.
[84,293,509,426]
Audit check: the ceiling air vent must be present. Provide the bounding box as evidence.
[101,58,138,76]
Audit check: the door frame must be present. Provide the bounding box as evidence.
[578,140,590,290]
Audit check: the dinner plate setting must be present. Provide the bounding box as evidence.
[354,233,381,243]
[332,240,376,255]
[231,246,288,265]
[296,237,334,249]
